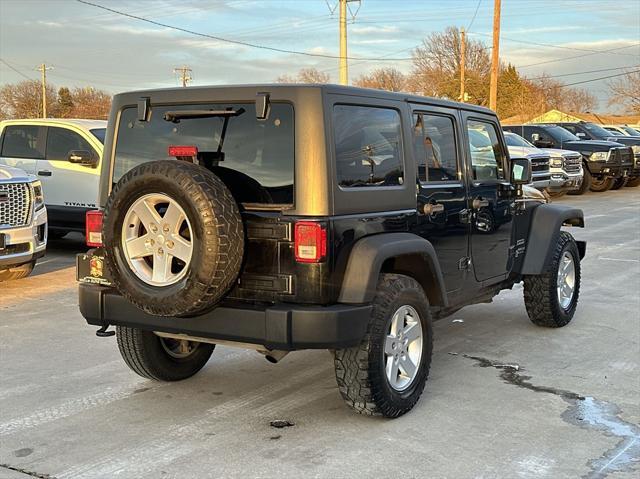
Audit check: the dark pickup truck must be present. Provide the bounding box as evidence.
[550,122,640,188]
[503,124,635,192]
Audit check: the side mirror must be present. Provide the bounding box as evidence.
[576,132,586,139]
[511,157,532,185]
[531,133,540,142]
[68,150,98,167]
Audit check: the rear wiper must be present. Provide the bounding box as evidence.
[163,107,245,123]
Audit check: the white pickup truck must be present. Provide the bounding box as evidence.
[0,165,47,281]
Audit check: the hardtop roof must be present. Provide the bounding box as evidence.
[114,83,495,116]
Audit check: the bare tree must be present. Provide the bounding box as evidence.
[0,80,57,119]
[608,70,640,114]
[68,87,111,119]
[409,26,490,102]
[0,81,111,120]
[353,68,407,92]
[276,68,330,84]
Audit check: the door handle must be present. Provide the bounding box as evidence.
[38,170,52,177]
[472,198,489,209]
[422,203,445,215]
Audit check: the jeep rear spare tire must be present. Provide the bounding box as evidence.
[103,160,244,317]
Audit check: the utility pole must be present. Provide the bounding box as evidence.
[337,0,361,85]
[459,27,466,103]
[173,65,192,87]
[489,0,501,111]
[36,63,52,118]
[339,0,348,85]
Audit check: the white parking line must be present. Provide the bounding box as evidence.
[599,257,640,263]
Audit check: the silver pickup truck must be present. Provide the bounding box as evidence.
[0,165,47,281]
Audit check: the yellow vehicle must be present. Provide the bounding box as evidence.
[0,119,106,238]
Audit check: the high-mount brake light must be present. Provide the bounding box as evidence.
[86,210,104,247]
[294,221,327,263]
[168,145,198,158]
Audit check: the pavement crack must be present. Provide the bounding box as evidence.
[0,463,57,479]
[452,353,640,478]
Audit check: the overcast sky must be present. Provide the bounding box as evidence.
[1,0,639,112]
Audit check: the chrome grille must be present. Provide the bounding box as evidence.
[530,155,550,173]
[563,154,582,173]
[0,182,31,228]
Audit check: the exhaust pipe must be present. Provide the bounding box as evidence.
[259,349,289,363]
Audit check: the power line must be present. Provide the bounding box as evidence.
[466,0,482,32]
[517,44,640,69]
[528,65,640,81]
[75,0,413,61]
[471,31,638,56]
[560,69,640,88]
[0,58,33,80]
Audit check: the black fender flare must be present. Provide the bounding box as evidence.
[521,204,585,275]
[338,233,448,307]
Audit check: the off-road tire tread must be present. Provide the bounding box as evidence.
[103,161,244,317]
[611,177,628,190]
[625,176,640,187]
[334,274,433,418]
[589,175,614,192]
[523,231,580,328]
[116,326,214,381]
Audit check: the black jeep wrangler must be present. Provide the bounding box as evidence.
[77,85,586,418]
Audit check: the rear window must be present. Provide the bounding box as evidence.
[333,105,404,188]
[1,125,46,159]
[114,102,294,204]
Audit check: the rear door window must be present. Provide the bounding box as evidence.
[333,105,404,188]
[114,102,294,204]
[1,125,46,159]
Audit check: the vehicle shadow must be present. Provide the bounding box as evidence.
[32,232,87,276]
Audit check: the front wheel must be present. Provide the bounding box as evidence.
[334,274,433,418]
[523,231,581,328]
[116,326,214,381]
[625,176,640,187]
[589,175,614,192]
[610,177,628,190]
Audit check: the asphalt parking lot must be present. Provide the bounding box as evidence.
[1,190,639,479]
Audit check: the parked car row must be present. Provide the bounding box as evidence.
[503,122,640,194]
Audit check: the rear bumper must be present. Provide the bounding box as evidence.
[79,284,371,351]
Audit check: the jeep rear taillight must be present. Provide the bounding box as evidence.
[294,221,327,263]
[168,145,198,158]
[86,210,104,247]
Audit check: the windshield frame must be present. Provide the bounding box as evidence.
[504,132,534,148]
[581,122,616,139]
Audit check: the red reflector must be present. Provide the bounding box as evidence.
[86,210,104,247]
[168,145,198,157]
[294,221,327,263]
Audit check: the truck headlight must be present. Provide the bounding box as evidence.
[589,151,608,162]
[632,145,640,155]
[32,180,45,211]
[550,157,563,168]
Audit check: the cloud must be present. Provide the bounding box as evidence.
[35,20,63,28]
[352,39,400,45]
[503,26,585,35]
[351,25,399,35]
